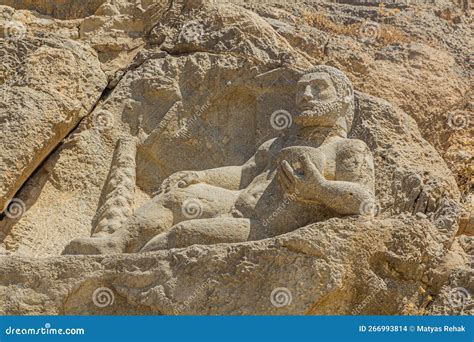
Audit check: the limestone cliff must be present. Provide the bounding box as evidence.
[0,0,472,315]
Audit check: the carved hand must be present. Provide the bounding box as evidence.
[277,155,325,200]
[155,171,202,195]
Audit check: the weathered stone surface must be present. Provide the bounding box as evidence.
[0,34,107,214]
[0,0,108,19]
[0,0,471,315]
[1,216,472,315]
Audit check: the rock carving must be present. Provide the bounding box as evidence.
[63,66,375,254]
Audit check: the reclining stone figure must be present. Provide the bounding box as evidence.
[64,65,375,255]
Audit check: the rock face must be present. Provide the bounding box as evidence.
[0,216,469,315]
[0,37,107,213]
[0,0,108,19]
[0,0,472,315]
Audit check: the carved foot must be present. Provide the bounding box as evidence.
[139,233,170,253]
[62,236,125,255]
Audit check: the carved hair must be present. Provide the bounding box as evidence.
[303,65,355,132]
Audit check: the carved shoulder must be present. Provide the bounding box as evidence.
[252,138,278,167]
[240,138,278,186]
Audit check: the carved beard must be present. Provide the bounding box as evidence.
[294,100,344,127]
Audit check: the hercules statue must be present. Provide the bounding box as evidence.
[64,65,375,254]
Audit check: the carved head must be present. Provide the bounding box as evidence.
[294,65,354,133]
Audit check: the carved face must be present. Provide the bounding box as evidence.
[294,72,345,128]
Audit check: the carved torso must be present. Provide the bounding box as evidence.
[233,136,356,236]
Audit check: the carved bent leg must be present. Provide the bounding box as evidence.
[140,218,253,252]
[62,200,174,255]
[62,184,239,255]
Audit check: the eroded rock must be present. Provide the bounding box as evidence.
[0,0,471,315]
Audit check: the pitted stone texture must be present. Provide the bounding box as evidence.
[0,0,107,19]
[0,0,470,316]
[0,36,107,214]
[350,92,461,242]
[1,216,472,315]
